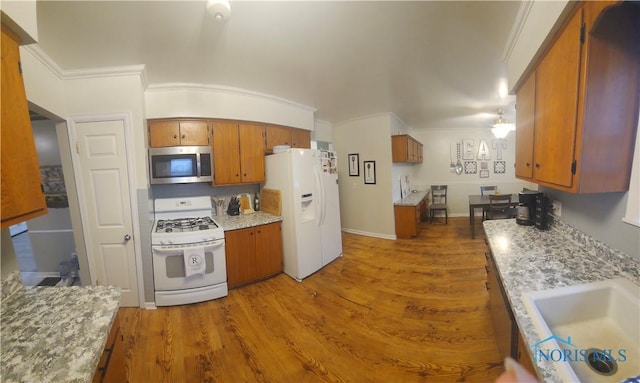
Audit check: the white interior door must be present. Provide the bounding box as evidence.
[72,118,139,306]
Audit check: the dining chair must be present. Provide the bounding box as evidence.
[488,194,513,220]
[430,185,448,224]
[480,186,497,220]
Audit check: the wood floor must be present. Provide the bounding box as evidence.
[114,217,503,382]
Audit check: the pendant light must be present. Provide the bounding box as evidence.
[491,108,515,139]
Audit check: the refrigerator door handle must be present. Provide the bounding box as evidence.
[320,170,326,225]
[313,165,325,226]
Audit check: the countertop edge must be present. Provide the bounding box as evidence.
[393,190,429,207]
[215,211,283,231]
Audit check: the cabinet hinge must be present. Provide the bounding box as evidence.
[571,160,577,175]
[580,24,586,44]
[18,61,23,75]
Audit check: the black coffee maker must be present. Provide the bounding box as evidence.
[535,194,550,230]
[516,190,541,226]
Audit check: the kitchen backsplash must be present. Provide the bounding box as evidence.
[150,183,260,213]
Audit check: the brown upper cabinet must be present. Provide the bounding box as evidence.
[291,128,311,149]
[264,124,311,153]
[392,134,423,163]
[211,121,265,185]
[515,1,639,193]
[1,26,48,228]
[148,119,210,147]
[515,72,536,180]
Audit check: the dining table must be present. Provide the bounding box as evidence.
[468,193,519,238]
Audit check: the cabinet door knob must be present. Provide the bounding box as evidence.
[173,134,177,139]
[124,234,131,241]
[182,135,186,139]
[535,163,541,169]
[526,162,531,168]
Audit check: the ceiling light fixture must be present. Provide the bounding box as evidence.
[207,0,231,23]
[491,108,515,139]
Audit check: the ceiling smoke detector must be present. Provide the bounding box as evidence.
[207,0,231,23]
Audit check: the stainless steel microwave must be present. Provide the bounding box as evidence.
[149,146,213,184]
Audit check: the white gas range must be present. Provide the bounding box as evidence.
[151,196,227,306]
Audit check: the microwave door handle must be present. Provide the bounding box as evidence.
[196,153,202,177]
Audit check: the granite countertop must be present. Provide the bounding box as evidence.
[1,272,121,383]
[483,219,640,383]
[214,211,282,231]
[394,190,429,207]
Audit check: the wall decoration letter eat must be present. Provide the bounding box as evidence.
[477,140,491,160]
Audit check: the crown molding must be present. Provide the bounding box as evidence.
[501,1,534,63]
[21,44,147,83]
[22,44,65,80]
[22,46,309,113]
[146,82,316,112]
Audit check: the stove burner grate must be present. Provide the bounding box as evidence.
[155,216,218,233]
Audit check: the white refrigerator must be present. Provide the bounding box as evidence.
[264,149,343,281]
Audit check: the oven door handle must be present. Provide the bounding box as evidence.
[152,239,224,254]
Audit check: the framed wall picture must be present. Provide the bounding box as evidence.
[494,161,506,174]
[348,153,359,176]
[464,161,477,174]
[364,161,376,184]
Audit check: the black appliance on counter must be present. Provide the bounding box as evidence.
[516,190,540,226]
[535,194,551,230]
[227,196,241,216]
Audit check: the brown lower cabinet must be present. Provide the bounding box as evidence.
[225,222,283,288]
[92,315,125,383]
[394,196,429,239]
[485,248,537,377]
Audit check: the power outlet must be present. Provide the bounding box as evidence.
[551,200,562,217]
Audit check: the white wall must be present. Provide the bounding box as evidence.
[410,127,536,216]
[64,74,148,188]
[334,113,397,239]
[145,84,315,131]
[0,0,38,44]
[20,46,67,119]
[313,119,333,143]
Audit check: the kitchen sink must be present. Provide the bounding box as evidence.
[523,278,640,383]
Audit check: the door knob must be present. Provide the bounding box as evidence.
[124,234,132,241]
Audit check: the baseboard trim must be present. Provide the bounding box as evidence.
[342,228,396,240]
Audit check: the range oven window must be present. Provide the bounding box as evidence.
[152,154,197,178]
